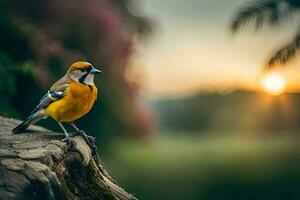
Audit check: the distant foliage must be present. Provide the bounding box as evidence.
[0,0,154,145]
[155,91,300,133]
[231,0,300,68]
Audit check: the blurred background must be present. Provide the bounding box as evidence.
[1,0,300,199]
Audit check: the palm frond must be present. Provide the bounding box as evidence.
[267,30,300,68]
[231,0,297,33]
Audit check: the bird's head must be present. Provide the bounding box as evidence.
[67,61,102,85]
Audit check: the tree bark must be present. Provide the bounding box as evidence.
[0,116,137,200]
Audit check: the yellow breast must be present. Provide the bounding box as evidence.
[46,80,98,122]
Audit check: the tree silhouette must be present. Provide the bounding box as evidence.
[231,0,300,69]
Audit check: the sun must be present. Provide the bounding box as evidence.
[261,72,286,96]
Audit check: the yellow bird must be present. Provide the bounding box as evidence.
[12,61,102,150]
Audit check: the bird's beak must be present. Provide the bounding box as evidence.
[90,68,102,74]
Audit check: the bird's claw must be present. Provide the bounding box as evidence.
[77,130,97,156]
[84,134,96,142]
[78,130,96,141]
[85,138,98,157]
[61,137,76,148]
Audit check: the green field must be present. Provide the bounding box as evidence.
[103,133,300,200]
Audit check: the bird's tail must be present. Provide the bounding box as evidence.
[12,111,47,134]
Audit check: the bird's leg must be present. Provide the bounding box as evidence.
[58,122,75,147]
[70,123,97,155]
[70,123,96,141]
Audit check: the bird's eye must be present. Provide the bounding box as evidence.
[79,69,85,72]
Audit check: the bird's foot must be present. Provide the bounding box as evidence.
[76,130,97,156]
[61,136,76,148]
[78,130,96,142]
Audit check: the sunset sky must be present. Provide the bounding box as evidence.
[131,0,300,97]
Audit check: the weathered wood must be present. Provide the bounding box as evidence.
[0,116,137,200]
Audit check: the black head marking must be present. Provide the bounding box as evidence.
[79,72,88,84]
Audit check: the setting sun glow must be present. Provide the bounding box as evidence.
[261,73,286,96]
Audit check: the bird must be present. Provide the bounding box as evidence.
[12,61,102,152]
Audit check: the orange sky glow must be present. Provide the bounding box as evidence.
[130,0,300,98]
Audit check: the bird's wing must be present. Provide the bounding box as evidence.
[50,75,70,91]
[31,76,70,114]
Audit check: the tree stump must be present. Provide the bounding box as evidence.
[0,116,137,200]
